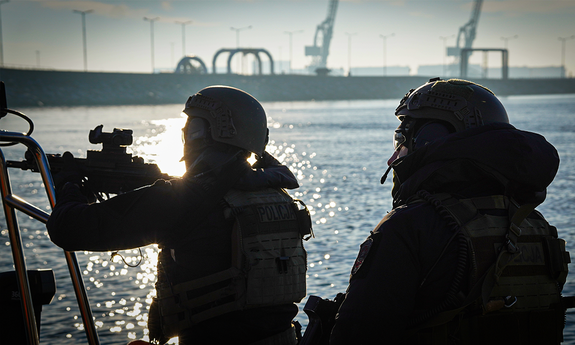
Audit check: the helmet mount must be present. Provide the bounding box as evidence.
[185,93,237,139]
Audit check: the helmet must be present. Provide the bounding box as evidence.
[182,85,268,157]
[393,78,509,152]
[395,78,509,132]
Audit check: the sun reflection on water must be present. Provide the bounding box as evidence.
[1,99,571,344]
[0,110,341,345]
[77,244,179,343]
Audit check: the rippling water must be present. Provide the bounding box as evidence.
[1,95,574,344]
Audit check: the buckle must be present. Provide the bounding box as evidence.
[504,223,522,253]
[504,296,517,308]
[505,237,520,254]
[509,223,522,237]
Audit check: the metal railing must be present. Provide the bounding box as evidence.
[0,129,100,344]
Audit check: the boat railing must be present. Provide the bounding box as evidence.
[0,128,100,345]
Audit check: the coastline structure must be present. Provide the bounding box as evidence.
[1,67,575,107]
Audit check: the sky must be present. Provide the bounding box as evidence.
[2,0,575,76]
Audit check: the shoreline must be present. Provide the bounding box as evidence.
[2,67,575,108]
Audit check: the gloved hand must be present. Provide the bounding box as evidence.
[237,151,300,190]
[52,151,96,203]
[53,151,83,192]
[147,298,170,344]
[252,151,281,168]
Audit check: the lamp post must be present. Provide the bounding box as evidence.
[230,25,252,48]
[439,34,455,77]
[380,33,394,76]
[284,30,303,74]
[175,20,192,57]
[559,35,575,78]
[278,46,282,73]
[345,32,357,76]
[230,26,252,74]
[73,9,93,72]
[0,0,9,67]
[501,35,518,49]
[144,17,159,73]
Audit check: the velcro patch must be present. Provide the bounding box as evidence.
[351,238,373,276]
[257,204,296,222]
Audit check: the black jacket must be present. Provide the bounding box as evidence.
[47,155,301,344]
[330,123,560,344]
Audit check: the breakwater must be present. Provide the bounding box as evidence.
[1,67,574,107]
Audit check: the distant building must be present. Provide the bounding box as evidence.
[417,64,566,79]
[248,60,290,75]
[222,60,567,78]
[273,60,290,74]
[489,66,565,79]
[349,66,411,76]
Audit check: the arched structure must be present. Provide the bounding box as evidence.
[175,56,208,74]
[460,48,508,79]
[212,48,275,75]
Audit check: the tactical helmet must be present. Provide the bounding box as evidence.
[182,85,268,157]
[395,78,509,132]
[392,78,509,152]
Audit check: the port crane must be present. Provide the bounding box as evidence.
[447,0,483,75]
[305,0,339,75]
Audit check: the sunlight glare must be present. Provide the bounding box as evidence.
[133,117,187,177]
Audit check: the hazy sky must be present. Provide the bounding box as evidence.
[3,0,575,75]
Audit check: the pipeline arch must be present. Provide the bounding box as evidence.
[212,48,275,75]
[175,56,208,74]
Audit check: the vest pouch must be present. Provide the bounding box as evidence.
[465,208,566,314]
[157,188,309,333]
[234,201,307,306]
[156,267,243,334]
[410,194,569,344]
[541,235,570,282]
[225,188,308,306]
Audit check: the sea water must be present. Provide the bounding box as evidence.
[0,94,574,344]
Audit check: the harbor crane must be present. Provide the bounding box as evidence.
[447,0,483,76]
[305,0,339,75]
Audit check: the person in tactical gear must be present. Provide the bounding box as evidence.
[328,78,571,344]
[47,86,311,345]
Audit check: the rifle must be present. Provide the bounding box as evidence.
[299,293,345,345]
[7,124,172,196]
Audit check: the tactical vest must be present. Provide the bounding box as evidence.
[406,193,571,345]
[156,188,312,336]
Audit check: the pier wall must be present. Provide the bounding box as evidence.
[1,68,574,107]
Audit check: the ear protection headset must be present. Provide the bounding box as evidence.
[183,117,210,144]
[394,118,453,153]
